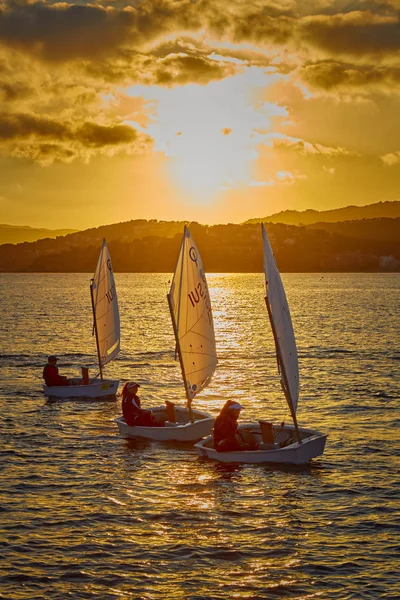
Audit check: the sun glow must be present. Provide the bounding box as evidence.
[124,68,288,203]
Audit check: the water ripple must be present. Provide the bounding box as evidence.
[0,273,399,599]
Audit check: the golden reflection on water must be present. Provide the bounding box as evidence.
[0,273,399,599]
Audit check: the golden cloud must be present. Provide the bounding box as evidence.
[258,132,358,158]
[301,60,400,91]
[381,151,400,166]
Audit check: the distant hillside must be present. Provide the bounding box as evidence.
[1,218,399,273]
[245,201,400,226]
[306,218,400,243]
[0,224,78,245]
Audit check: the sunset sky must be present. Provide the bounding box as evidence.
[0,0,399,229]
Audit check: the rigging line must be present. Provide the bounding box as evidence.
[178,310,214,340]
[96,304,115,318]
[96,303,118,321]
[180,331,216,347]
[97,268,109,284]
[181,352,217,360]
[183,362,217,377]
[96,270,116,295]
[97,334,119,345]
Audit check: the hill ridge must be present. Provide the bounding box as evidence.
[0,224,78,245]
[245,201,400,226]
[1,216,399,273]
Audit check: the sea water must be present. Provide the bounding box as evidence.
[1,273,399,599]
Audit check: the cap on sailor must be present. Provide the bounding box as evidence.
[127,381,140,390]
[229,402,243,410]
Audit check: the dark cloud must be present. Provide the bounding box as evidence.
[0,80,33,101]
[301,60,400,90]
[150,34,290,71]
[0,1,136,60]
[0,111,140,146]
[231,13,294,45]
[0,1,399,68]
[152,54,237,86]
[0,0,204,62]
[84,47,237,86]
[300,10,400,56]
[75,122,137,147]
[0,112,68,140]
[0,111,151,163]
[190,0,297,46]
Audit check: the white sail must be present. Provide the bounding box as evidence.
[168,226,217,400]
[262,224,299,413]
[91,239,120,368]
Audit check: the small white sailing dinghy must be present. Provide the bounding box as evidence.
[115,226,217,441]
[195,224,327,464]
[43,239,120,400]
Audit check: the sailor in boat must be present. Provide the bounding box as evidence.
[214,401,258,452]
[43,356,70,387]
[121,382,163,427]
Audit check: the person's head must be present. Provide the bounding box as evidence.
[48,355,57,365]
[122,381,140,397]
[227,402,243,420]
[219,400,243,418]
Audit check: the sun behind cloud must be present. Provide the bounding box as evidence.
[123,67,289,203]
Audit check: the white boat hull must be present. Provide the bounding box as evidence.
[115,405,214,442]
[195,422,327,464]
[43,378,119,400]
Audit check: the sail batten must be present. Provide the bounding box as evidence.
[262,224,299,414]
[91,239,120,369]
[168,226,217,401]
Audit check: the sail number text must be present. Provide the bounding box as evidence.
[188,278,212,323]
[105,282,117,304]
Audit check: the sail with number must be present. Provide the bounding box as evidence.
[168,226,217,402]
[262,224,299,414]
[90,239,120,369]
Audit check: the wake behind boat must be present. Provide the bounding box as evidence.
[115,226,217,441]
[43,239,120,400]
[195,224,327,464]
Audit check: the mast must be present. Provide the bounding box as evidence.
[167,292,194,423]
[90,280,103,380]
[265,295,301,444]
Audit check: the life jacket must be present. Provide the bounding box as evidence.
[122,394,142,426]
[43,364,68,387]
[213,412,238,445]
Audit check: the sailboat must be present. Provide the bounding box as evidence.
[195,224,327,464]
[115,225,217,441]
[43,239,120,400]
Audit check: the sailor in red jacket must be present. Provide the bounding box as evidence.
[43,356,70,387]
[121,382,161,427]
[213,400,257,452]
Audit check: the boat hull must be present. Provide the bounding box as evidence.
[195,422,327,464]
[115,405,214,442]
[43,378,119,400]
